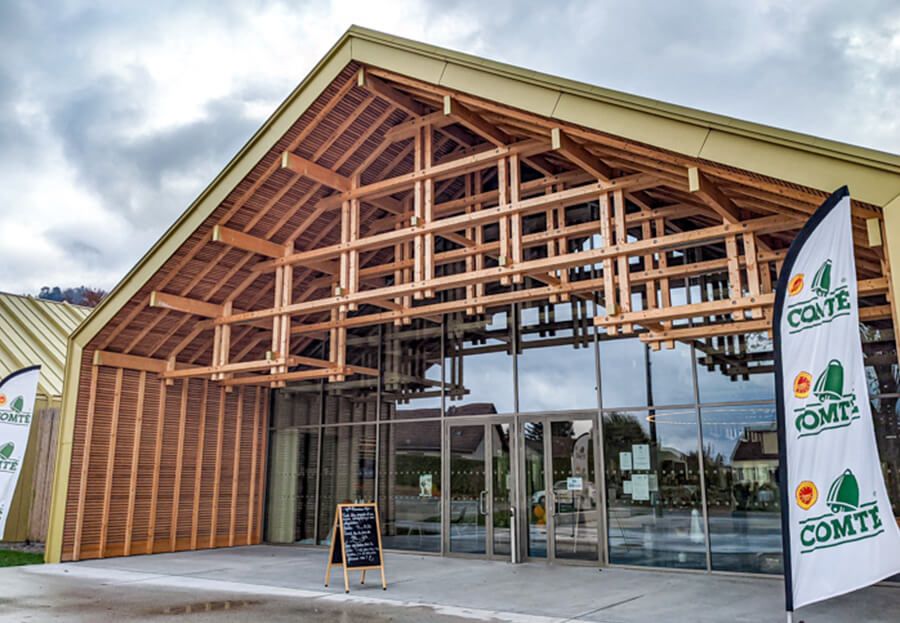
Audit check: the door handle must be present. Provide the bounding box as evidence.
[478,490,488,515]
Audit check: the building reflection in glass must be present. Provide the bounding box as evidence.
[603,409,706,569]
[378,421,442,552]
[700,406,782,574]
[445,309,514,416]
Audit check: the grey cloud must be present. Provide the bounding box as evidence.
[0,0,898,295]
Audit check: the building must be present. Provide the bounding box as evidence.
[45,27,900,578]
[0,293,90,542]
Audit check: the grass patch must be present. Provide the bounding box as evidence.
[0,549,43,568]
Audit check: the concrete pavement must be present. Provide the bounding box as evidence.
[3,545,898,622]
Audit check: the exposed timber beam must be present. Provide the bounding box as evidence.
[594,295,775,327]
[220,364,379,387]
[211,225,287,258]
[383,111,455,143]
[315,138,548,209]
[280,152,351,192]
[358,68,426,116]
[93,350,167,373]
[550,128,613,181]
[258,173,659,271]
[221,213,800,327]
[151,291,224,318]
[688,166,741,223]
[640,319,771,344]
[443,96,508,147]
[150,291,271,329]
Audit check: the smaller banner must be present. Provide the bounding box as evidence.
[775,187,900,611]
[0,365,41,537]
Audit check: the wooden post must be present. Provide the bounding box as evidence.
[474,171,485,313]
[147,379,167,554]
[190,380,209,550]
[655,216,674,349]
[498,157,510,285]
[98,367,123,557]
[743,232,763,319]
[169,380,188,551]
[228,387,244,547]
[510,153,523,284]
[209,386,226,548]
[556,186,570,302]
[424,125,435,298]
[73,364,98,561]
[599,192,617,335]
[725,234,743,320]
[254,388,269,543]
[247,387,261,545]
[613,189,632,333]
[413,127,425,299]
[123,371,146,556]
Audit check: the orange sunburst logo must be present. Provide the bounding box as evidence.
[793,372,812,399]
[788,274,804,296]
[796,481,818,510]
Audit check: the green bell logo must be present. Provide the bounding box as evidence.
[826,469,860,513]
[0,441,13,460]
[10,396,23,412]
[812,259,832,297]
[813,360,844,402]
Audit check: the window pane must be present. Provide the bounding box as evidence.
[446,309,515,416]
[701,405,782,574]
[695,331,774,403]
[264,427,320,544]
[378,422,442,552]
[600,338,647,409]
[272,389,320,428]
[648,341,695,406]
[317,424,376,543]
[518,302,598,412]
[323,386,377,424]
[603,409,706,569]
[382,321,443,419]
[862,323,898,396]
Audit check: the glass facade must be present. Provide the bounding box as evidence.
[265,303,900,577]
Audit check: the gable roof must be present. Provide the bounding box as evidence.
[69,25,900,352]
[0,293,90,398]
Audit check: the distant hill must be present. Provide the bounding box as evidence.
[38,286,106,308]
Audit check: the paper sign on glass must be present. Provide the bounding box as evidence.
[632,444,651,470]
[631,474,650,501]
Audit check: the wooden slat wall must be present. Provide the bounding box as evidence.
[61,348,269,560]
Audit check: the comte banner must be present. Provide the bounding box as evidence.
[0,365,40,537]
[774,186,900,613]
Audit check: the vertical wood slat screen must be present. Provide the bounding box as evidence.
[61,348,269,560]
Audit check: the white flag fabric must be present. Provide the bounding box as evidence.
[774,187,900,610]
[0,365,40,537]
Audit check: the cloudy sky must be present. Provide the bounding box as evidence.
[1,0,898,295]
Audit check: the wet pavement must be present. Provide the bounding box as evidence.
[1,565,471,622]
[2,545,898,622]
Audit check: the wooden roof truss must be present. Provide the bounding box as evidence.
[90,65,894,388]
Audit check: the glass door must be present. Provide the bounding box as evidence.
[444,418,515,559]
[521,414,601,563]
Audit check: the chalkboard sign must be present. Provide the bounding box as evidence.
[324,503,386,593]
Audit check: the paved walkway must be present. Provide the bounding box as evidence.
[6,545,899,622]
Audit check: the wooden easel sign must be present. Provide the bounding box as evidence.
[324,502,387,593]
